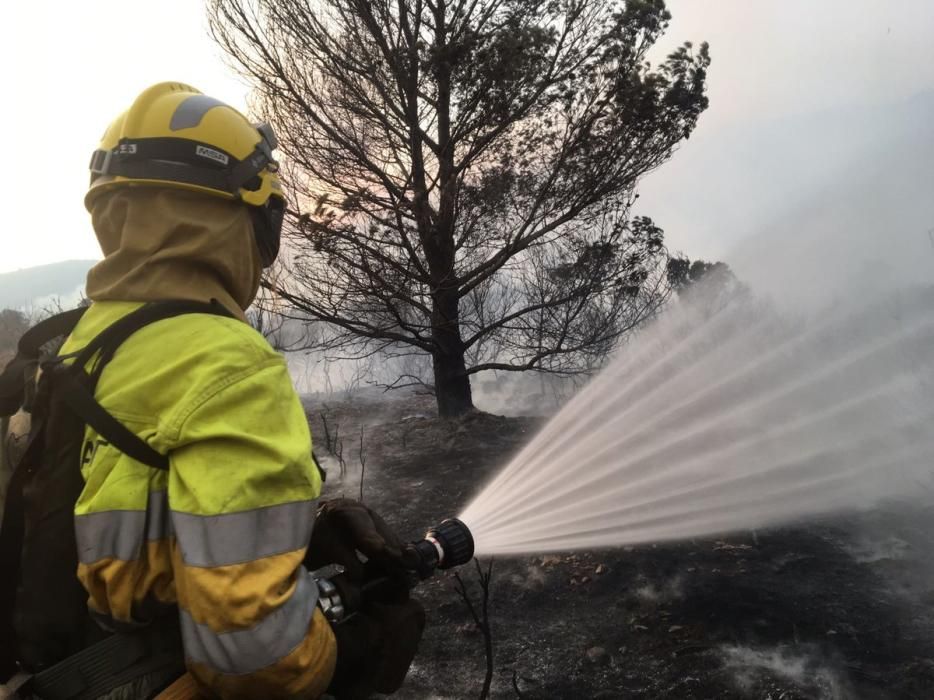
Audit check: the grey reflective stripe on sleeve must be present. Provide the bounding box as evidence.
[180,568,319,675]
[75,490,171,564]
[170,95,229,131]
[171,499,317,568]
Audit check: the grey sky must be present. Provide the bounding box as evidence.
[0,1,248,274]
[655,0,934,130]
[638,0,934,304]
[2,1,932,288]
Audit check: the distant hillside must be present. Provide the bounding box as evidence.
[0,259,97,310]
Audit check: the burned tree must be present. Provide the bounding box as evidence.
[211,0,710,416]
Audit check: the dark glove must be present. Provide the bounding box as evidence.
[327,596,426,699]
[307,499,427,697]
[306,498,422,589]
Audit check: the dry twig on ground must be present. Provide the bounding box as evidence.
[357,425,366,502]
[453,558,495,700]
[319,407,346,478]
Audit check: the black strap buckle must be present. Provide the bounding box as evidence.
[89,149,113,176]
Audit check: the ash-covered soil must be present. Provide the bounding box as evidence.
[305,394,934,699]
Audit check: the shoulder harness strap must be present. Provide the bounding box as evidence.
[54,300,235,471]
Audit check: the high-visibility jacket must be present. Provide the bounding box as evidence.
[60,300,337,699]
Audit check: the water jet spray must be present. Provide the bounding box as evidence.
[460,288,934,557]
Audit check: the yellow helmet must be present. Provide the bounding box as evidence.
[86,82,285,266]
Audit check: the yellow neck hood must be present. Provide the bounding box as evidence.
[85,188,261,320]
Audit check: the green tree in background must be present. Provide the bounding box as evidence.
[211,0,710,416]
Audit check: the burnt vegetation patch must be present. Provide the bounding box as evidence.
[307,395,934,699]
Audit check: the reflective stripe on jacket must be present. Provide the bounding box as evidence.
[60,300,336,699]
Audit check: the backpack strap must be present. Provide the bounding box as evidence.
[53,300,235,471]
[17,308,88,359]
[56,374,172,471]
[0,308,89,417]
[71,300,231,375]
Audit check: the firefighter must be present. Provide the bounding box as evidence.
[0,82,422,699]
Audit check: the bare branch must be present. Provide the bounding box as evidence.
[453,558,495,699]
[210,0,709,414]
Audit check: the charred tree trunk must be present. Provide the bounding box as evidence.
[431,287,473,417]
[428,1,473,418]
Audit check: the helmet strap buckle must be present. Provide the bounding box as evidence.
[89,148,114,177]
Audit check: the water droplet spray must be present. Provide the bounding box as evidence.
[458,286,934,556]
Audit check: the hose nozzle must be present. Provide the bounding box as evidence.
[410,518,474,578]
[317,518,475,621]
